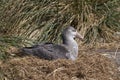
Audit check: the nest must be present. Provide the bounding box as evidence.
[0,52,119,80]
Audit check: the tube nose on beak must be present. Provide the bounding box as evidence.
[76,32,84,41]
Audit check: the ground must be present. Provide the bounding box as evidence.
[0,42,120,80]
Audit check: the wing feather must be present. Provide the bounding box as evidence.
[21,43,69,60]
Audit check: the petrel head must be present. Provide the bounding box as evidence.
[62,26,84,41]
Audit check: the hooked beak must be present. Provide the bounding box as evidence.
[76,32,84,41]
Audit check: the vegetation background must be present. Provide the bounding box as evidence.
[0,0,120,80]
[0,0,120,59]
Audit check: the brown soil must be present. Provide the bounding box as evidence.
[0,52,120,80]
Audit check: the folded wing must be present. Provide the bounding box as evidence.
[21,43,69,60]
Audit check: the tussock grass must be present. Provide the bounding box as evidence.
[0,0,119,43]
[0,0,120,60]
[0,1,119,79]
[0,53,119,80]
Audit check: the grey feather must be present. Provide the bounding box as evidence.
[21,26,83,60]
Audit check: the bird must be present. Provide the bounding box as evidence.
[21,26,84,60]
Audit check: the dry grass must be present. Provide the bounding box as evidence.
[0,37,119,80]
[0,51,119,80]
[80,42,120,51]
[0,0,120,79]
[0,0,120,44]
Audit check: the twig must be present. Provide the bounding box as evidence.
[113,46,119,59]
[46,67,66,79]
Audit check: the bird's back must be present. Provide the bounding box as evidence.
[21,43,69,60]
